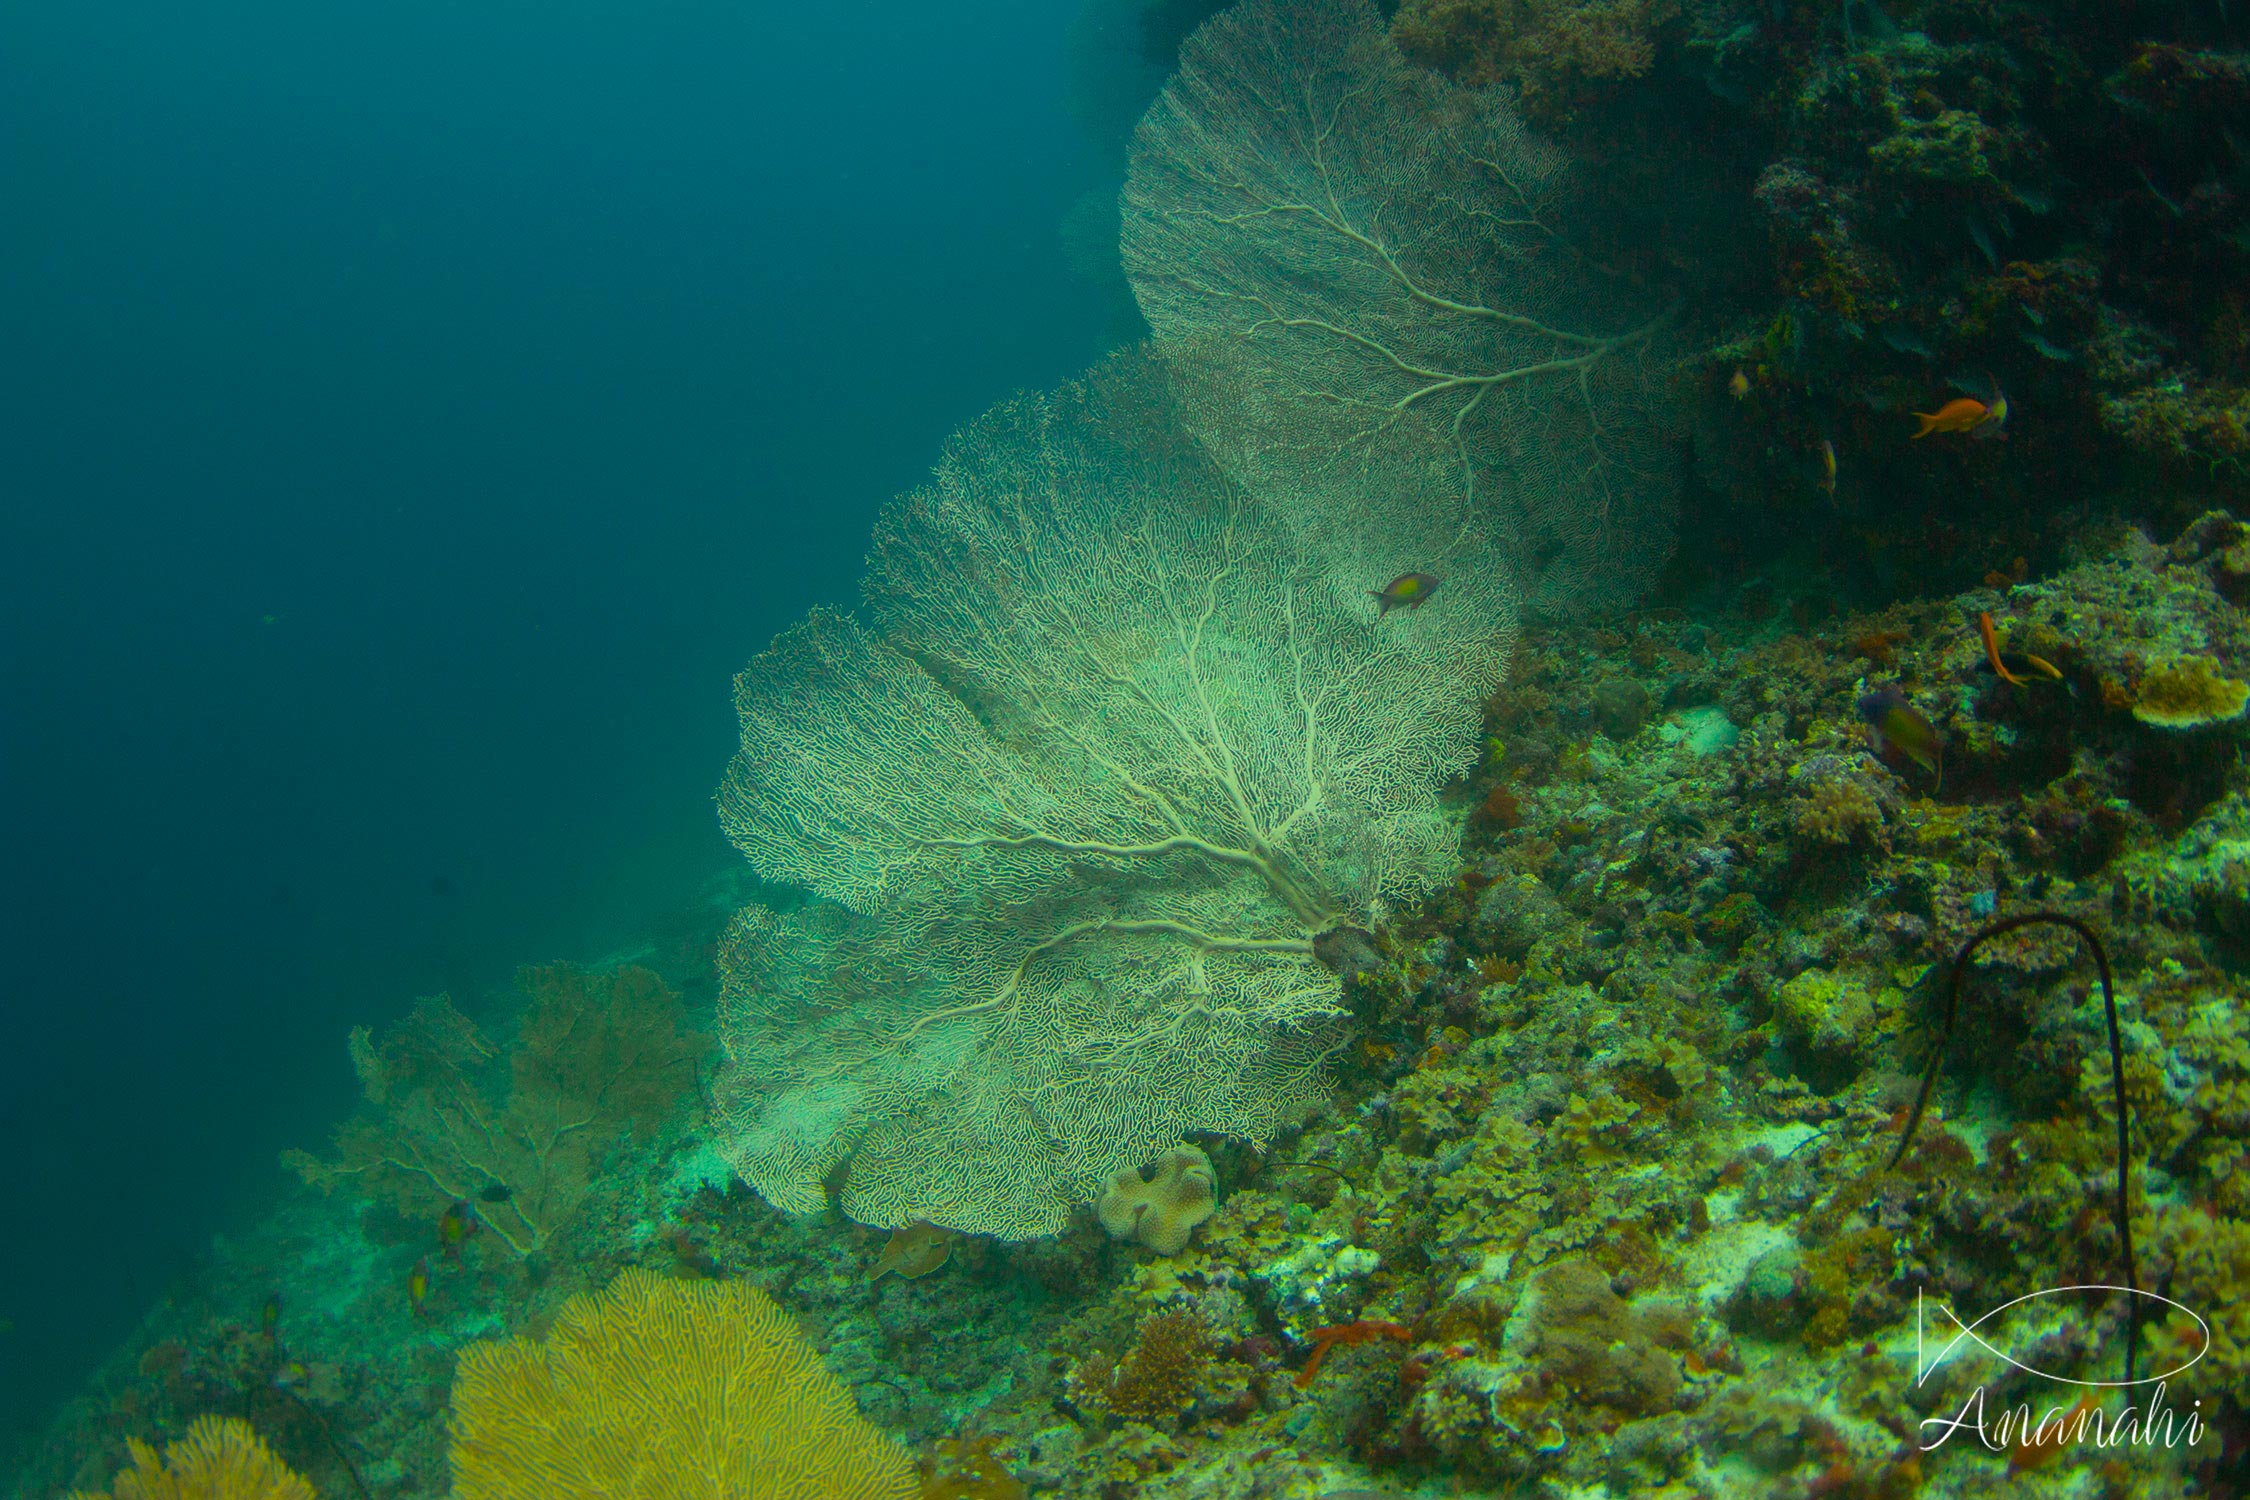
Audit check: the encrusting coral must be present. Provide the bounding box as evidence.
[66,1415,316,1500]
[447,1267,916,1500]
[1522,1260,1693,1417]
[2132,655,2250,730]
[915,1435,1028,1500]
[1389,0,1678,121]
[1097,1145,1217,1256]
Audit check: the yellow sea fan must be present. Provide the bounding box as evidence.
[449,1267,916,1500]
[67,1415,315,1500]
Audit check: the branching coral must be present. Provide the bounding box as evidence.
[1073,1308,1217,1425]
[285,965,706,1255]
[448,1268,916,1499]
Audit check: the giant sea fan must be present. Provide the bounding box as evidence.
[713,352,1513,1236]
[1122,0,1681,615]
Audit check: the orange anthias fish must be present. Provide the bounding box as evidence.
[1911,388,2008,439]
[1858,686,1942,784]
[1372,572,1442,615]
[1911,398,1991,438]
[1978,611,2063,688]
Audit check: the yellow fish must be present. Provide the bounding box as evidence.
[1818,438,1837,496]
[1975,386,2009,438]
[1728,369,1751,399]
[1859,686,1942,783]
[1371,572,1442,615]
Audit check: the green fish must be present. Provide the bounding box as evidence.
[1371,572,1442,616]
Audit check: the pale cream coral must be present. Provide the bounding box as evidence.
[1099,1145,1218,1255]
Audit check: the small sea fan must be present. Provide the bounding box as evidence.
[66,1415,316,1500]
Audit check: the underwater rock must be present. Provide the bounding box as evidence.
[1098,1144,1218,1256]
[1724,1243,1809,1338]
[1658,704,1737,756]
[1592,677,1651,740]
[1520,1260,1692,1418]
[1773,967,1877,1072]
[1603,1411,1696,1494]
[1471,873,1570,959]
[2168,512,2250,606]
[1259,1234,1384,1333]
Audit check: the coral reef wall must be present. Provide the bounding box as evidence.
[1389,0,2248,606]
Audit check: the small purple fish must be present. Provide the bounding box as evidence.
[1371,572,1441,616]
[1858,686,1942,783]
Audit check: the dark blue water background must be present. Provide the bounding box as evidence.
[0,0,1119,1441]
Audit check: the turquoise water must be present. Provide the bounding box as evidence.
[0,0,1112,1459]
